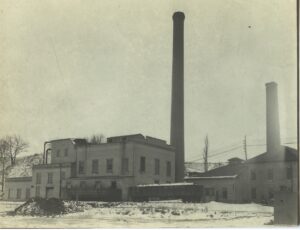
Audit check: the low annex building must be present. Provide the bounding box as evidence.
[186,147,298,204]
[4,134,175,201]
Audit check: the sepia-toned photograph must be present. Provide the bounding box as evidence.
[0,0,298,228]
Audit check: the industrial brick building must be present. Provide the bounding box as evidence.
[5,134,175,201]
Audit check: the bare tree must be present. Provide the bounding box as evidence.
[5,135,29,166]
[0,138,9,192]
[89,134,105,144]
[203,135,209,172]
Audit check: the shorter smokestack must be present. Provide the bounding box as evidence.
[266,82,281,154]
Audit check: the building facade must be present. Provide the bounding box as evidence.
[4,134,175,201]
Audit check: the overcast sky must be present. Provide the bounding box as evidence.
[0,0,297,162]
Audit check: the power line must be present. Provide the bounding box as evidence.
[189,145,242,162]
[188,141,241,161]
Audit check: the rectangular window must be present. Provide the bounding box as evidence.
[251,170,256,180]
[56,150,60,157]
[64,148,68,157]
[61,171,66,180]
[205,188,210,196]
[95,181,101,189]
[48,172,53,184]
[111,181,117,189]
[287,167,293,179]
[16,188,22,199]
[154,159,160,175]
[267,169,273,180]
[251,188,256,199]
[222,188,227,199]
[25,188,30,199]
[8,189,11,199]
[166,161,171,177]
[106,159,113,173]
[140,156,146,173]
[36,186,40,197]
[78,161,85,174]
[36,172,41,184]
[154,180,159,184]
[280,185,288,191]
[80,181,86,189]
[122,158,129,173]
[92,159,99,174]
[268,188,274,199]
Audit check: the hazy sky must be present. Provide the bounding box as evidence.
[0,0,297,162]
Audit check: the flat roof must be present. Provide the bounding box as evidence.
[185,175,238,180]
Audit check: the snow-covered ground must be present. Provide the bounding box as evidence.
[0,200,274,228]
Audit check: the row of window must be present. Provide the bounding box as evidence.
[78,157,172,177]
[36,171,66,184]
[140,157,172,176]
[8,188,30,199]
[250,167,293,181]
[251,185,291,200]
[77,180,117,189]
[251,187,274,200]
[204,187,228,200]
[77,179,168,190]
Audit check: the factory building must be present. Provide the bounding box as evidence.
[186,82,298,204]
[5,134,175,201]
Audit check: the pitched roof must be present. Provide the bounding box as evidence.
[188,162,245,177]
[246,146,298,163]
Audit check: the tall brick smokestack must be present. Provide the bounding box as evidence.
[266,82,281,154]
[171,12,185,182]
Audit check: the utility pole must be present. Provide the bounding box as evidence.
[203,135,209,172]
[243,136,248,160]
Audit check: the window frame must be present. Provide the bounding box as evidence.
[106,158,113,173]
[140,156,146,173]
[64,148,68,157]
[61,171,66,180]
[267,168,274,181]
[122,158,129,173]
[25,188,30,199]
[287,166,293,180]
[92,159,99,174]
[154,158,160,175]
[166,161,171,177]
[16,188,22,199]
[251,187,256,199]
[250,170,256,180]
[47,172,53,184]
[78,161,85,174]
[222,187,228,200]
[36,186,40,197]
[36,172,41,184]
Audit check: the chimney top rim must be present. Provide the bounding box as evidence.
[265,82,278,87]
[173,11,185,20]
